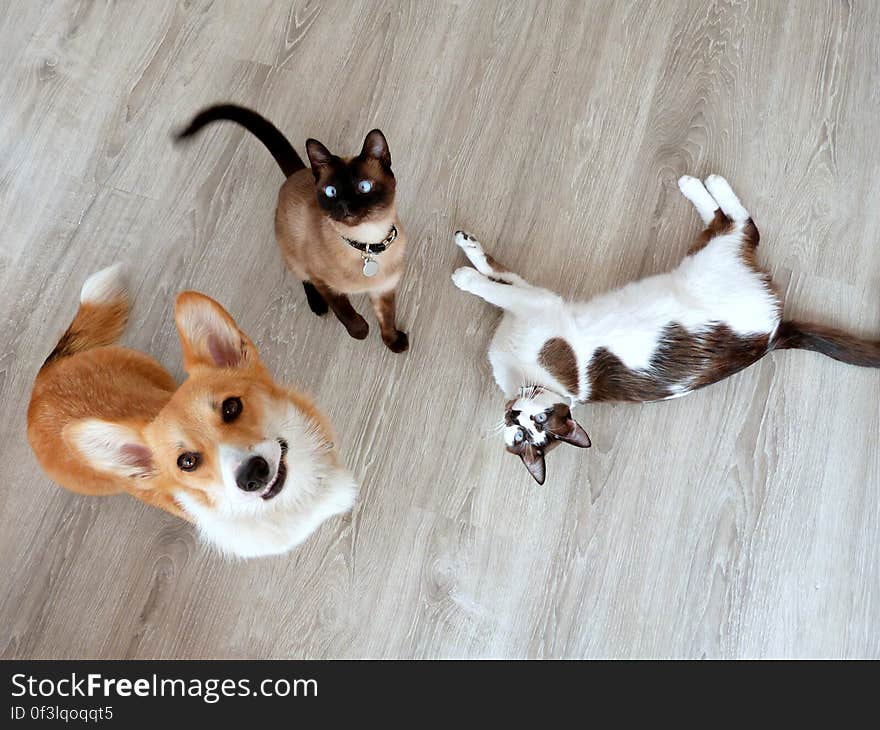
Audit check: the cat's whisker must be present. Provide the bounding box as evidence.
[486,420,507,437]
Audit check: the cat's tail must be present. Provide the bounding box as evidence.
[772,320,880,368]
[175,103,305,177]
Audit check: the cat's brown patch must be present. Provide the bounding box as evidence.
[688,209,733,255]
[485,254,509,273]
[586,323,770,403]
[539,338,579,395]
[739,218,781,308]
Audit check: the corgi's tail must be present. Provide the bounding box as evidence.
[175,103,305,177]
[772,320,880,368]
[42,264,128,369]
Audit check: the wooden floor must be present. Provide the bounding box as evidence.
[1,0,878,659]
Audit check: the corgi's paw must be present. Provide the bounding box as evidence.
[452,266,481,291]
[454,230,482,252]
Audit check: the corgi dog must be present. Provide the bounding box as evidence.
[452,175,880,484]
[27,266,358,558]
[176,104,409,353]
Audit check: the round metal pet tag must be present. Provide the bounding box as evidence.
[363,258,380,277]
[364,259,379,276]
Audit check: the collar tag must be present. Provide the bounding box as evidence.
[362,257,380,277]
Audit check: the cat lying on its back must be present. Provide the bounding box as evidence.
[452,175,880,484]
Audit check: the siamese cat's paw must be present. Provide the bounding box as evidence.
[345,315,370,340]
[383,329,409,353]
[452,267,482,292]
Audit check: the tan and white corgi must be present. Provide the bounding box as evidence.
[27,265,358,558]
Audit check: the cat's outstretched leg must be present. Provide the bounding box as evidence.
[679,174,760,255]
[704,175,750,222]
[452,267,530,310]
[677,175,719,224]
[453,231,534,289]
[452,230,560,311]
[703,174,760,249]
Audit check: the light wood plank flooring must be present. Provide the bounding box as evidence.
[1,0,878,658]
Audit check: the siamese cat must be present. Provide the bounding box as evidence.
[452,175,880,484]
[177,104,408,352]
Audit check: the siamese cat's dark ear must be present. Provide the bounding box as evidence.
[306,138,334,173]
[519,446,546,485]
[560,419,591,448]
[361,129,391,167]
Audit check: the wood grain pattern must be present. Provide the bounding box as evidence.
[1,0,878,658]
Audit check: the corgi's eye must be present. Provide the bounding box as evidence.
[324,185,337,198]
[357,179,373,193]
[177,452,201,472]
[534,412,547,424]
[222,397,243,423]
[514,428,525,443]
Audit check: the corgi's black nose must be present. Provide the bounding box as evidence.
[236,456,270,492]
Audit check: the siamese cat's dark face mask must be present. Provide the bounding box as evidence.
[503,397,591,485]
[306,130,396,226]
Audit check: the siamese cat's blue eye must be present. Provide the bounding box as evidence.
[324,185,337,198]
[357,180,373,194]
[514,428,525,443]
[535,412,547,424]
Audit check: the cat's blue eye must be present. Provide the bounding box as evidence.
[324,185,337,198]
[534,412,547,424]
[514,428,525,443]
[357,180,373,194]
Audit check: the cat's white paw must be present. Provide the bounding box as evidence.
[454,230,482,251]
[678,175,717,224]
[704,175,749,221]
[452,267,480,291]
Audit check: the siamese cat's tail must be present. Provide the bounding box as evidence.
[772,321,880,368]
[175,104,305,177]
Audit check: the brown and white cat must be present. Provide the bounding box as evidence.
[452,174,880,484]
[177,104,408,352]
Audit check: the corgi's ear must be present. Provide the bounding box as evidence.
[174,292,259,372]
[66,420,154,481]
[360,129,391,167]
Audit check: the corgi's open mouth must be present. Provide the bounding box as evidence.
[260,439,289,501]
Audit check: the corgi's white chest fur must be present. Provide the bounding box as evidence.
[175,463,357,559]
